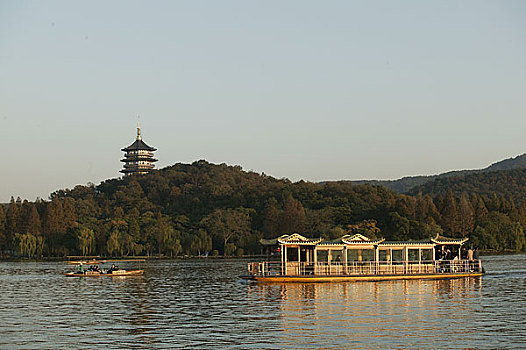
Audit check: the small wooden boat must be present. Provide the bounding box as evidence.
[241,233,484,283]
[63,270,144,277]
[63,259,145,277]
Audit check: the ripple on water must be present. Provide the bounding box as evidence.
[1,256,526,349]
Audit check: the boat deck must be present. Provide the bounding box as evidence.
[242,259,483,283]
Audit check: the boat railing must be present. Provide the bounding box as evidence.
[247,259,482,277]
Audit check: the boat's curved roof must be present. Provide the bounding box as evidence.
[431,234,468,245]
[277,233,323,245]
[260,233,469,247]
[319,234,385,246]
[379,239,434,247]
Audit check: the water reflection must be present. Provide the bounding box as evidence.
[0,256,525,349]
[247,276,495,349]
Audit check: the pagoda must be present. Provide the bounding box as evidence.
[120,123,158,175]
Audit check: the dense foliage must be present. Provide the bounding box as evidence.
[1,160,525,258]
[352,153,526,194]
[409,169,526,205]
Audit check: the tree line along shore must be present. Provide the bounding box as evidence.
[1,161,525,259]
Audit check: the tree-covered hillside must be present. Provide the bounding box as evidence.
[409,169,526,205]
[350,153,526,193]
[1,160,525,258]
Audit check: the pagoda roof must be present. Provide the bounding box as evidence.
[120,168,154,174]
[121,157,158,162]
[122,139,157,152]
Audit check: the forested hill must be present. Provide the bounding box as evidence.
[350,153,526,193]
[1,160,525,258]
[409,168,526,204]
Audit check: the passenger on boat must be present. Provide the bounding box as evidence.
[467,248,474,261]
[451,255,459,272]
[107,264,119,274]
[438,256,447,273]
[445,248,451,260]
[77,263,84,273]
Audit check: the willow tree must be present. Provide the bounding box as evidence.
[15,233,37,258]
[76,227,95,256]
[106,231,119,256]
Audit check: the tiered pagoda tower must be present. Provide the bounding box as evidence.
[120,123,158,175]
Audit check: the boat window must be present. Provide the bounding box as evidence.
[317,250,328,263]
[347,249,358,261]
[379,249,389,262]
[392,249,403,262]
[286,247,299,262]
[408,249,419,262]
[332,250,343,263]
[421,249,432,261]
[362,249,375,261]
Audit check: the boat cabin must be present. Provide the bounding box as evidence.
[248,233,480,279]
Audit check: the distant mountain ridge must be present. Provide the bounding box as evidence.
[348,153,526,194]
[408,168,526,204]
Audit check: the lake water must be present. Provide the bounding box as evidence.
[0,255,525,349]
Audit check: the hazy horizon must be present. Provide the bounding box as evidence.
[1,1,525,202]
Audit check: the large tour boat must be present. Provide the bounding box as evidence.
[241,233,483,282]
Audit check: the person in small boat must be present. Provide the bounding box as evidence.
[77,263,84,274]
[107,264,120,274]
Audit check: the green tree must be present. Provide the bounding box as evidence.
[126,215,143,255]
[415,194,441,224]
[106,231,120,256]
[388,213,410,240]
[36,236,45,257]
[6,197,20,240]
[280,194,306,234]
[202,207,252,256]
[458,193,475,236]
[471,194,488,222]
[42,199,63,254]
[347,219,382,239]
[76,227,95,256]
[261,199,281,238]
[162,226,181,257]
[15,233,37,258]
[0,204,7,252]
[471,212,525,251]
[190,229,212,256]
[152,214,174,255]
[22,204,42,235]
[439,189,459,235]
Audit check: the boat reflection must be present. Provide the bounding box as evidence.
[247,278,483,348]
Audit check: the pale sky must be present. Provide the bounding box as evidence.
[1,0,525,202]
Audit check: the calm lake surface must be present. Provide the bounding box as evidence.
[1,255,525,349]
